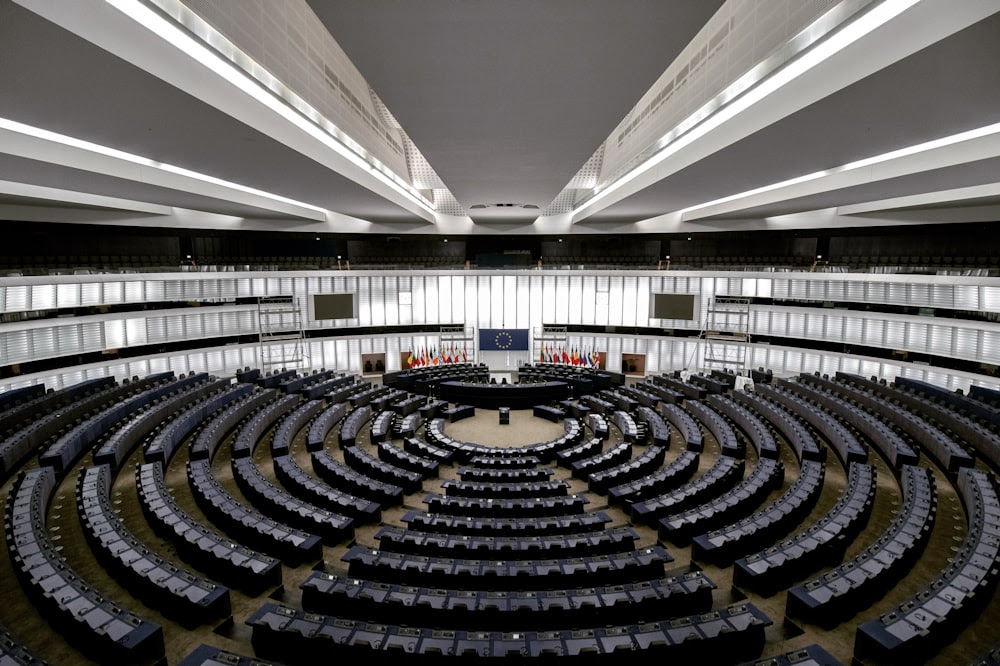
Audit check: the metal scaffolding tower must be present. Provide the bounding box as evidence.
[701,296,751,375]
[257,296,307,370]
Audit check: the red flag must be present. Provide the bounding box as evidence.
[561,346,570,364]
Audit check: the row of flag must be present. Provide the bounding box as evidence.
[407,344,469,368]
[539,344,601,367]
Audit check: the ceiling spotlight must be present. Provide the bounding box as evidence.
[687,237,692,241]
[316,236,320,240]
[558,238,563,243]
[337,255,342,259]
[443,239,448,243]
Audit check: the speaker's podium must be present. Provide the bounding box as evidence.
[498,407,510,425]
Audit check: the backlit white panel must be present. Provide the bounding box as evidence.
[608,276,624,326]
[843,315,863,344]
[436,275,452,325]
[451,275,466,325]
[825,281,845,301]
[905,322,927,351]
[552,275,579,324]
[787,280,807,300]
[370,276,386,326]
[786,312,805,338]
[579,276,596,325]
[541,275,556,324]
[499,275,515,328]
[489,276,503,328]
[866,282,887,303]
[31,284,55,311]
[568,276,583,329]
[411,275,426,325]
[884,321,905,349]
[982,330,1000,358]
[954,328,980,360]
[57,283,80,308]
[622,276,638,326]
[927,325,953,357]
[125,317,147,346]
[908,283,930,307]
[862,318,884,347]
[516,275,531,329]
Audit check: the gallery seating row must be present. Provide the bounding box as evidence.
[442,404,476,422]
[608,450,700,505]
[0,377,115,446]
[619,385,658,409]
[558,436,604,466]
[271,454,380,522]
[391,393,426,416]
[279,368,336,395]
[781,379,917,470]
[734,461,877,594]
[652,374,705,400]
[786,464,936,625]
[312,450,404,505]
[706,395,780,460]
[343,443,425,493]
[404,436,456,464]
[339,405,372,447]
[423,492,590,518]
[631,456,745,525]
[558,399,592,418]
[5,467,164,663]
[755,384,868,465]
[299,569,714,630]
[533,404,565,422]
[419,398,449,419]
[136,461,281,592]
[659,404,704,451]
[144,382,252,465]
[2,375,126,477]
[187,458,322,563]
[373,524,639,559]
[94,374,223,470]
[378,440,439,476]
[458,465,551,482]
[269,398,326,456]
[443,473,570,497]
[349,385,393,408]
[425,417,583,463]
[368,409,396,444]
[600,389,639,413]
[468,453,540,468]
[691,459,825,564]
[179,644,280,666]
[255,368,297,389]
[76,465,230,623]
[571,439,632,478]
[188,389,279,461]
[582,394,615,415]
[855,467,1000,662]
[588,445,666,495]
[659,457,784,545]
[247,601,769,663]
[231,456,353,544]
[896,376,1000,433]
[324,380,370,405]
[612,410,640,442]
[635,406,670,448]
[684,401,744,457]
[37,373,181,474]
[852,375,1000,472]
[805,373,973,473]
[730,391,825,463]
[689,374,730,395]
[744,644,841,666]
[395,412,423,438]
[0,383,45,414]
[341,544,673,590]
[301,373,354,400]
[305,401,349,450]
[0,622,49,666]
[400,510,612,536]
[634,380,684,405]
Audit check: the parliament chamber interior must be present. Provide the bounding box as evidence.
[1,1,999,664]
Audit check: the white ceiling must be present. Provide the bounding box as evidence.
[0,0,998,236]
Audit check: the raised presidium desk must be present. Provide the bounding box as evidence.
[436,380,570,409]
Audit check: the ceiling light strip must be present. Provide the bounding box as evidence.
[571,0,919,219]
[0,116,328,219]
[105,0,436,215]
